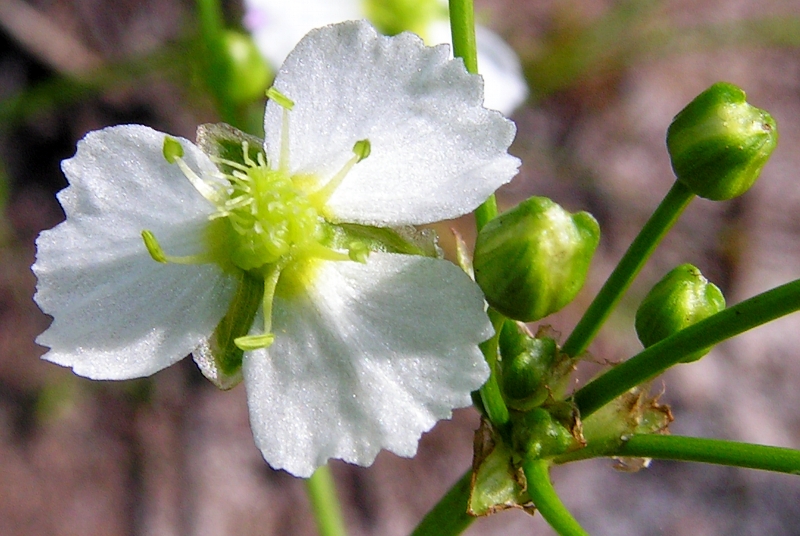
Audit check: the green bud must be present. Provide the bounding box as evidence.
[512,408,574,460]
[363,0,445,38]
[498,321,557,410]
[635,264,726,363]
[221,31,272,105]
[666,82,777,201]
[473,196,600,322]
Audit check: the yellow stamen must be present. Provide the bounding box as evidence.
[309,139,371,206]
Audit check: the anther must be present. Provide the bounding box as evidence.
[142,230,211,265]
[162,136,220,203]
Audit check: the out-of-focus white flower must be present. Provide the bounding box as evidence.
[33,21,520,477]
[243,0,528,114]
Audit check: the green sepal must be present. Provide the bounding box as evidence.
[196,122,265,174]
[325,222,441,258]
[635,263,726,362]
[667,82,778,201]
[473,196,600,322]
[192,270,264,389]
[214,270,265,375]
[468,418,536,517]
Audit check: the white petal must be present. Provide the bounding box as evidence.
[243,0,360,67]
[264,21,520,227]
[427,21,528,114]
[243,253,491,477]
[33,125,237,379]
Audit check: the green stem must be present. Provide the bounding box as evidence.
[448,0,478,74]
[306,465,348,536]
[612,435,800,474]
[478,310,510,427]
[449,0,507,426]
[449,0,498,230]
[196,0,223,44]
[410,470,475,536]
[195,0,237,125]
[574,277,800,418]
[562,181,695,357]
[522,459,589,536]
[474,196,498,232]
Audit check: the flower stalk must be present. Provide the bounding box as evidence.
[410,470,475,536]
[449,0,509,428]
[306,465,349,536]
[562,180,695,357]
[449,0,498,230]
[574,277,800,418]
[553,434,800,475]
[195,0,236,124]
[522,459,589,536]
[611,435,800,474]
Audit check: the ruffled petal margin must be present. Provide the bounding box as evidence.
[427,21,528,115]
[264,21,520,227]
[243,253,491,477]
[33,125,237,379]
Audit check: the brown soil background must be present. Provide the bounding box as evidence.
[1,0,799,534]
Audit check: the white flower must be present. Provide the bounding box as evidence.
[243,0,528,114]
[33,21,519,477]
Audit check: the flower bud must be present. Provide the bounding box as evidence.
[473,196,600,322]
[635,264,725,362]
[666,82,777,201]
[221,30,272,105]
[512,408,574,460]
[498,320,556,410]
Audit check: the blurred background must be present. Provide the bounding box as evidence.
[1,0,800,534]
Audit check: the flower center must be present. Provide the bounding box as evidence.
[143,88,372,363]
[213,151,322,271]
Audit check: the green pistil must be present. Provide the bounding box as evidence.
[217,153,322,271]
[347,241,370,263]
